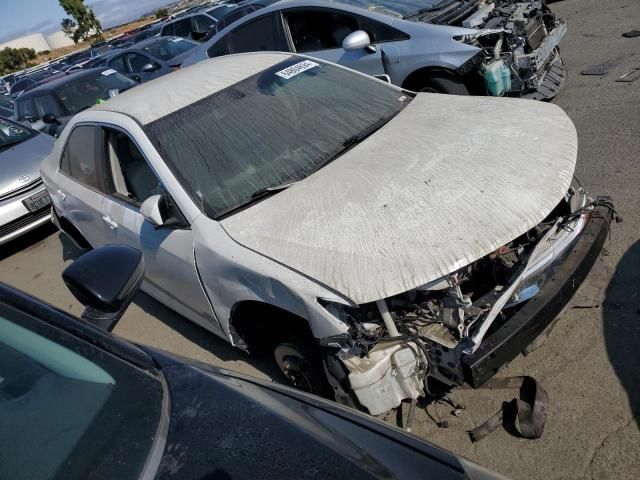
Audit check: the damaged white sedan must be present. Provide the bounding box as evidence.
[42,53,615,416]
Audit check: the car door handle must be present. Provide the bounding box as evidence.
[102,215,118,230]
[57,190,66,201]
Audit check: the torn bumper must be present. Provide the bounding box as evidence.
[461,203,613,388]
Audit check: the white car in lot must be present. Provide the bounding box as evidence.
[42,53,613,416]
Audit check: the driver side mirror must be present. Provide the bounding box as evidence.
[342,30,376,53]
[140,194,186,229]
[140,194,165,226]
[142,62,157,72]
[62,245,145,332]
[42,113,60,125]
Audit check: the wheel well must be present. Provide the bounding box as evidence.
[402,67,463,92]
[230,301,315,356]
[56,211,91,250]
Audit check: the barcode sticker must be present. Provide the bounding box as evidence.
[275,60,319,80]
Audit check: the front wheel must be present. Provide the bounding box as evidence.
[419,72,470,95]
[274,342,331,397]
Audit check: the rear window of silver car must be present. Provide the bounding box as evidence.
[144,56,410,219]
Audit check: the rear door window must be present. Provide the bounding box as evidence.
[160,22,174,36]
[61,125,104,192]
[33,94,64,117]
[16,98,37,121]
[108,54,128,74]
[227,14,288,54]
[126,53,153,73]
[207,35,231,58]
[192,14,216,33]
[173,18,193,37]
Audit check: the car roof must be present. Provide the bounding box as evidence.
[92,52,292,124]
[17,68,110,98]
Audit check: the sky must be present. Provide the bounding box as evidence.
[0,0,172,43]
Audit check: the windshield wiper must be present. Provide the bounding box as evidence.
[213,181,298,219]
[250,181,299,199]
[311,108,403,175]
[407,0,456,17]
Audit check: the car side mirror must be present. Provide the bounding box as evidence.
[42,113,59,124]
[140,194,166,226]
[342,30,375,53]
[142,62,157,72]
[62,245,145,331]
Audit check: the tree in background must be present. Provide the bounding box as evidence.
[59,0,104,44]
[0,47,37,75]
[61,18,77,39]
[156,8,169,19]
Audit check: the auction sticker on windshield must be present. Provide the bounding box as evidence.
[275,60,319,80]
[101,69,117,76]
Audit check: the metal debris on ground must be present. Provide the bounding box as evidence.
[580,56,628,75]
[621,30,640,38]
[616,68,640,83]
[467,376,548,443]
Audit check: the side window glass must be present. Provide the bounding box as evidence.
[228,14,286,53]
[106,130,162,205]
[63,126,101,191]
[126,53,151,73]
[16,98,37,121]
[286,9,358,52]
[356,16,409,43]
[109,55,128,74]
[207,35,231,58]
[161,23,174,36]
[174,18,192,37]
[33,95,63,117]
[192,14,215,32]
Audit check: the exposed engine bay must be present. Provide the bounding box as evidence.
[421,0,567,98]
[330,186,593,416]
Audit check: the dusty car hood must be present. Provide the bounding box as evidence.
[220,94,577,304]
[0,133,54,197]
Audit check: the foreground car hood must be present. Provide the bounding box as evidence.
[156,363,485,479]
[221,94,577,304]
[0,133,54,197]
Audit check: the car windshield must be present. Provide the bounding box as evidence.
[141,37,197,60]
[0,117,34,149]
[143,56,410,219]
[0,307,163,480]
[54,70,137,114]
[336,0,442,18]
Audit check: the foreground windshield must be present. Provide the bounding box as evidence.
[142,37,197,60]
[0,118,34,148]
[0,308,162,480]
[144,56,409,218]
[55,70,136,114]
[337,0,440,17]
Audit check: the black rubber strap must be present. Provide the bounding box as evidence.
[468,376,548,442]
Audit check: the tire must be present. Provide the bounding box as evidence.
[419,72,470,95]
[274,341,332,398]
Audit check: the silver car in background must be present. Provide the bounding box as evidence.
[182,0,566,99]
[0,117,54,245]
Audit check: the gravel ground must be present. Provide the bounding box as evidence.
[1,0,638,478]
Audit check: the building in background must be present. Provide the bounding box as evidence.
[0,32,50,52]
[45,31,75,50]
